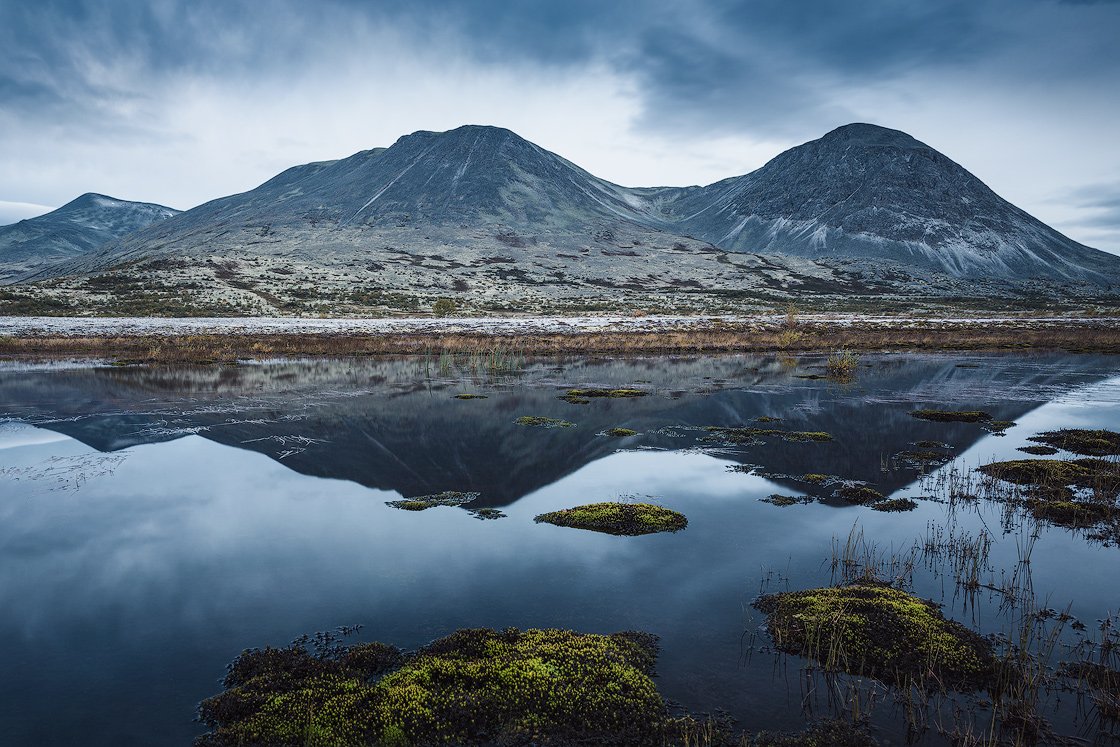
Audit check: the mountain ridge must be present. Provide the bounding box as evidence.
[8,123,1119,313]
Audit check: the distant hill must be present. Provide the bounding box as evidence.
[0,194,178,283]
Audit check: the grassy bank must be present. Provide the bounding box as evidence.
[2,318,1119,363]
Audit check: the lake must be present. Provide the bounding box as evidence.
[1,352,1118,745]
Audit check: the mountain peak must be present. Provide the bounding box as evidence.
[818,122,925,149]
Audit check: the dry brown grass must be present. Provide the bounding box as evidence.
[1,320,1119,363]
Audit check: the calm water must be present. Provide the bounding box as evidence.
[1,353,1119,745]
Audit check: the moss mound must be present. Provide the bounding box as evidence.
[910,409,992,423]
[196,628,667,747]
[606,427,638,437]
[1027,429,1120,457]
[871,498,919,512]
[534,502,687,536]
[754,581,996,691]
[386,491,480,512]
[1017,444,1058,456]
[515,415,574,428]
[453,393,488,400]
[976,458,1120,491]
[802,473,830,484]
[836,485,885,505]
[565,388,648,399]
[705,426,833,444]
[762,494,812,507]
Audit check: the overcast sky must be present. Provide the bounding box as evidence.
[2,0,1119,253]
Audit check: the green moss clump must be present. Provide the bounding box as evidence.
[802,473,830,484]
[1018,445,1058,456]
[754,580,996,691]
[753,718,878,746]
[762,494,812,507]
[754,415,782,423]
[895,449,952,466]
[837,485,885,505]
[976,458,1120,490]
[1028,499,1111,527]
[515,415,575,428]
[915,440,950,449]
[386,491,480,512]
[910,409,993,423]
[559,395,592,404]
[196,628,668,747]
[454,393,488,400]
[704,426,833,444]
[871,498,919,512]
[565,388,648,398]
[467,507,507,520]
[606,427,638,437]
[1027,429,1120,457]
[534,502,687,536]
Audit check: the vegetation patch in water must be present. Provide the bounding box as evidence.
[196,627,668,747]
[895,449,953,468]
[605,427,638,437]
[915,439,951,449]
[836,485,885,505]
[564,388,648,399]
[910,409,993,423]
[453,393,488,400]
[534,502,687,536]
[802,473,831,484]
[752,718,878,746]
[977,458,1120,491]
[754,415,782,423]
[871,497,919,512]
[977,458,1120,534]
[515,415,574,428]
[1018,444,1059,456]
[762,494,813,507]
[754,580,996,691]
[468,507,506,520]
[386,491,480,512]
[704,426,833,445]
[1027,429,1120,457]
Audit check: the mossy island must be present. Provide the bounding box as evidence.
[754,580,996,691]
[453,393,488,400]
[565,387,648,398]
[836,485,885,505]
[910,409,992,423]
[195,627,668,747]
[605,427,638,437]
[977,457,1120,534]
[386,491,480,512]
[1027,428,1120,457]
[534,502,687,536]
[704,425,833,445]
[194,625,878,747]
[515,415,574,428]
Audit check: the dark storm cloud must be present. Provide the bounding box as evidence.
[3,0,1117,140]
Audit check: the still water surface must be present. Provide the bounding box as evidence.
[1,353,1119,745]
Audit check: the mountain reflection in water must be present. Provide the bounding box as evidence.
[1,352,1118,746]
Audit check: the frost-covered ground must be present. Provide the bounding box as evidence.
[2,314,1118,337]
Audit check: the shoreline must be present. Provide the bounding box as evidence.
[2,314,1120,361]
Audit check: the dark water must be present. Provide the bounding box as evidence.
[1,353,1119,745]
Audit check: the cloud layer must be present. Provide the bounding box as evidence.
[2,0,1118,252]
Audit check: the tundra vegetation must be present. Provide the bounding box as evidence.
[534,502,687,536]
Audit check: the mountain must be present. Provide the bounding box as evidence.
[0,193,178,283]
[664,123,1117,282]
[11,124,1120,313]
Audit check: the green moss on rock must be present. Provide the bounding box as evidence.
[754,580,995,691]
[534,502,687,536]
[453,393,488,400]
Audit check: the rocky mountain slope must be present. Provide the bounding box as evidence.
[664,123,1117,282]
[0,194,178,283]
[9,124,1119,314]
